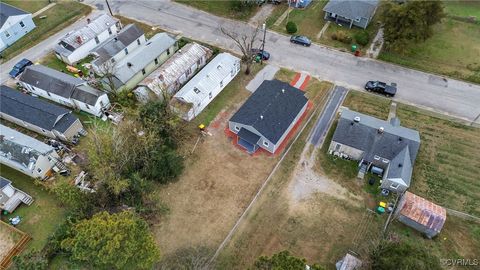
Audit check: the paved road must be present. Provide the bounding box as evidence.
[310,86,348,146]
[0,11,100,85]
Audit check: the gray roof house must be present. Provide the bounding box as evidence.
[0,85,84,142]
[91,24,146,74]
[323,0,379,29]
[328,109,420,193]
[0,124,61,179]
[229,80,308,154]
[19,65,111,117]
[0,176,33,213]
[0,3,36,52]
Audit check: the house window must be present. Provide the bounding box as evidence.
[142,69,146,75]
[193,87,200,94]
[85,104,90,109]
[37,168,42,173]
[47,92,51,97]
[5,31,11,38]
[220,80,223,88]
[108,28,112,35]
[209,92,212,99]
[186,68,191,76]
[167,48,170,55]
[197,59,201,66]
[235,126,240,131]
[335,143,341,151]
[154,58,158,65]
[263,141,269,147]
[95,36,100,44]
[124,48,129,55]
[374,155,381,160]
[19,21,25,28]
[137,39,141,45]
[382,158,389,163]
[390,183,400,189]
[355,17,361,22]
[111,58,115,63]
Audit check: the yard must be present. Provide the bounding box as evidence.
[2,0,50,14]
[0,1,91,62]
[0,220,22,262]
[175,0,259,21]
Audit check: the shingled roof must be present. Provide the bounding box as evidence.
[230,80,308,144]
[20,65,83,98]
[0,2,29,28]
[0,85,78,133]
[323,0,379,20]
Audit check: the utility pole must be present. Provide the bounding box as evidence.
[105,0,114,17]
[261,22,266,65]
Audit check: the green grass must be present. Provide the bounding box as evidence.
[265,4,289,27]
[379,19,480,84]
[443,0,480,18]
[0,2,91,62]
[342,90,391,119]
[40,52,94,76]
[175,0,259,21]
[0,165,67,252]
[2,0,50,13]
[115,15,163,39]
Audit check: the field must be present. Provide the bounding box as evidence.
[2,0,50,13]
[0,1,91,62]
[175,0,259,21]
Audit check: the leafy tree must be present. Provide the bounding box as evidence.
[12,250,48,270]
[52,181,92,217]
[370,240,442,270]
[144,145,184,184]
[286,21,298,34]
[61,211,160,269]
[382,1,445,52]
[253,250,324,270]
[221,24,261,74]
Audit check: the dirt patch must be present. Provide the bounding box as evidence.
[0,222,18,262]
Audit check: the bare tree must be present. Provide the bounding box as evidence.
[221,24,261,75]
[97,61,118,94]
[157,246,215,270]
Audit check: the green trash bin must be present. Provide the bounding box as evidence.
[351,44,357,52]
[255,55,261,63]
[376,206,385,214]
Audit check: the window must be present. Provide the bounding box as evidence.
[124,48,129,55]
[19,21,25,28]
[355,17,361,22]
[193,87,200,94]
[5,31,11,38]
[167,48,170,55]
[220,80,223,88]
[95,36,100,44]
[335,143,341,151]
[390,183,399,189]
[142,69,146,75]
[235,126,240,131]
[186,68,191,76]
[37,168,42,173]
[197,59,201,66]
[209,92,212,99]
[137,39,141,45]
[85,104,90,109]
[111,58,115,63]
[108,28,112,35]
[154,58,158,65]
[382,158,389,163]
[263,141,269,147]
[47,92,51,97]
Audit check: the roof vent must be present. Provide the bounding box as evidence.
[398,163,403,168]
[281,89,285,93]
[353,116,360,122]
[260,115,264,120]
[378,127,384,133]
[87,18,91,24]
[127,62,132,68]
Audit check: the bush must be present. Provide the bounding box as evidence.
[354,30,370,46]
[331,31,352,44]
[286,21,297,34]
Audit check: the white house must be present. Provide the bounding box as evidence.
[91,24,146,74]
[54,14,119,65]
[19,65,111,117]
[171,53,240,121]
[0,3,36,52]
[0,176,33,213]
[0,125,61,179]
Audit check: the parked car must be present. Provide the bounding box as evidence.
[364,81,397,97]
[251,49,270,60]
[290,35,311,47]
[269,0,283,4]
[9,58,33,78]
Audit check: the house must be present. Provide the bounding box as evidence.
[395,191,446,239]
[229,80,308,154]
[90,24,146,74]
[135,42,212,100]
[0,3,36,52]
[0,85,85,142]
[171,53,241,121]
[0,125,62,179]
[19,65,111,117]
[0,176,33,213]
[107,32,178,91]
[323,0,379,29]
[54,14,119,65]
[328,109,420,193]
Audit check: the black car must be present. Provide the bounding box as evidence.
[364,81,397,97]
[251,49,270,60]
[290,35,311,47]
[9,58,33,78]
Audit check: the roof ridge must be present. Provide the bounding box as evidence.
[1,92,67,119]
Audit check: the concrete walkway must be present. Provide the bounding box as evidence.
[366,27,384,59]
[273,7,290,26]
[246,64,279,92]
[316,21,330,39]
[249,4,274,25]
[32,2,57,18]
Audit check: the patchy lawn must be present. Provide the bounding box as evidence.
[0,1,91,62]
[115,15,163,39]
[0,165,67,252]
[175,0,259,21]
[39,52,93,76]
[2,0,50,13]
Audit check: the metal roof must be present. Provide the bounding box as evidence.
[230,80,308,144]
[139,42,212,95]
[398,192,446,234]
[0,2,29,28]
[91,24,144,67]
[20,65,84,98]
[174,53,240,106]
[0,85,78,133]
[323,0,379,20]
[0,124,56,154]
[113,32,177,84]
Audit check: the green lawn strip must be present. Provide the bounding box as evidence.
[0,2,91,62]
[265,4,288,27]
[175,0,259,21]
[443,0,480,18]
[2,0,50,13]
[0,165,67,252]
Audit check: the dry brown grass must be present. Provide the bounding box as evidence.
[0,221,21,262]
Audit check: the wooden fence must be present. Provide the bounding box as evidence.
[0,220,31,270]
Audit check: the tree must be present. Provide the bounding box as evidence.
[61,211,160,269]
[158,246,214,270]
[12,250,48,270]
[253,250,324,270]
[370,240,442,270]
[97,61,118,94]
[221,24,261,74]
[382,1,445,52]
[286,21,297,34]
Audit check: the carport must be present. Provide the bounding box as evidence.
[237,128,260,154]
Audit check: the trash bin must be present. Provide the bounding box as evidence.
[351,44,357,52]
[354,50,361,57]
[255,55,261,63]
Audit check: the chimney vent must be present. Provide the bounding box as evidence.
[353,116,360,122]
[281,88,285,93]
[260,115,264,120]
[378,127,385,133]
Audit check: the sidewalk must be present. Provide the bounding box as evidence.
[32,2,57,18]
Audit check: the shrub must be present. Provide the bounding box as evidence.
[286,21,297,34]
[354,30,370,46]
[333,31,352,44]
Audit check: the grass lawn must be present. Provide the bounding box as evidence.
[0,165,67,252]
[175,0,259,21]
[39,52,94,76]
[115,15,163,39]
[443,0,480,18]
[2,0,50,13]
[0,1,91,62]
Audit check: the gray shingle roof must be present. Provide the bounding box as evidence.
[386,146,412,186]
[323,0,379,20]
[0,3,29,28]
[20,65,84,98]
[0,85,78,133]
[71,84,105,106]
[91,24,144,67]
[230,80,308,144]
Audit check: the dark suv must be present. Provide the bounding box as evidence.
[9,58,33,78]
[290,35,311,47]
[365,81,397,97]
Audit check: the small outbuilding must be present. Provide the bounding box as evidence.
[395,191,446,239]
[0,176,33,213]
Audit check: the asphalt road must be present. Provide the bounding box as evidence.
[83,0,480,125]
[310,86,348,146]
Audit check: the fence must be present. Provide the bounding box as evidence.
[0,221,31,270]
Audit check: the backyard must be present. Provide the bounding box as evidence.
[0,220,23,263]
[0,1,91,62]
[2,0,50,13]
